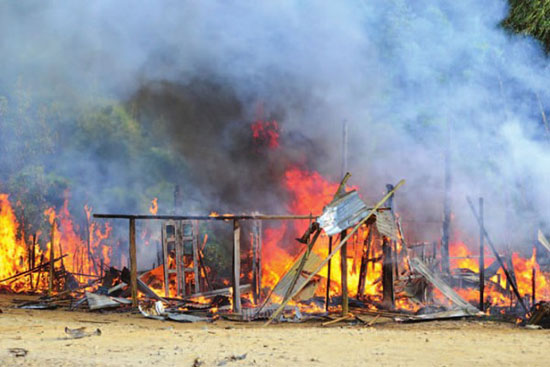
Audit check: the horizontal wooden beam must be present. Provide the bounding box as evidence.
[93,210,390,221]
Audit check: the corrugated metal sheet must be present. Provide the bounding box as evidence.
[318,190,399,239]
[374,211,398,240]
[318,190,369,236]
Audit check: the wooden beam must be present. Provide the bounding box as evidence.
[232,219,242,313]
[340,230,349,316]
[93,211,390,221]
[129,218,138,307]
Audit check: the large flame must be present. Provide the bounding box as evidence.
[0,193,112,293]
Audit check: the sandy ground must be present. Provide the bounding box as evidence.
[1,295,549,367]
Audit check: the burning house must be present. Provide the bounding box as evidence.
[1,156,550,327]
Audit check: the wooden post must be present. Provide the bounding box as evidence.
[257,220,262,300]
[357,226,372,298]
[341,120,348,178]
[129,218,138,307]
[479,197,485,311]
[382,237,395,309]
[325,236,333,311]
[192,221,200,294]
[382,184,396,309]
[49,220,56,297]
[28,234,36,289]
[532,267,536,306]
[232,219,242,313]
[340,229,348,316]
[252,220,260,303]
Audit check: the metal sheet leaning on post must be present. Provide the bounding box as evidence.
[264,179,405,326]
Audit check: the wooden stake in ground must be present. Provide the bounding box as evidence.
[129,218,138,307]
[532,266,536,306]
[382,236,395,309]
[265,180,405,326]
[340,229,349,316]
[232,219,242,313]
[325,236,333,311]
[357,226,372,298]
[49,220,56,297]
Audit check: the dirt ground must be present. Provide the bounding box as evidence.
[1,295,549,367]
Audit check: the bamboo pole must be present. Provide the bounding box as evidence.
[265,180,405,326]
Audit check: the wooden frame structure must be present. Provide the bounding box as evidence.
[93,213,315,312]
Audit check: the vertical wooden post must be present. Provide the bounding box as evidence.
[49,220,56,297]
[340,230,348,316]
[257,220,262,300]
[325,236,333,311]
[129,218,138,307]
[28,234,36,289]
[357,226,372,297]
[479,197,485,311]
[382,237,395,309]
[251,221,258,303]
[532,267,536,306]
[341,120,348,178]
[192,221,200,294]
[382,184,395,309]
[232,219,242,313]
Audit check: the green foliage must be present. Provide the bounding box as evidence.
[0,79,191,237]
[503,0,550,52]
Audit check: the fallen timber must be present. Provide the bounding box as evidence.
[0,255,68,284]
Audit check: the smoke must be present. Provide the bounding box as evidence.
[1,0,550,250]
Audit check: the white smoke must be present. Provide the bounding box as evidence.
[1,0,549,248]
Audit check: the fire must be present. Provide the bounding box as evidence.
[0,194,30,289]
[448,239,550,311]
[251,120,280,149]
[149,198,158,215]
[260,167,393,311]
[0,193,112,293]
